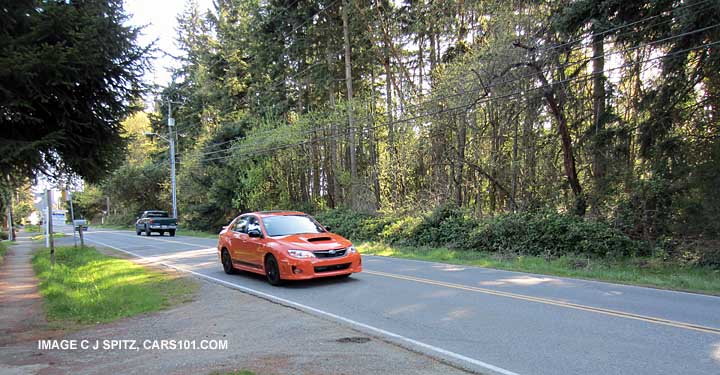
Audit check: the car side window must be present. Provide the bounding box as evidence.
[247,216,260,233]
[233,217,249,233]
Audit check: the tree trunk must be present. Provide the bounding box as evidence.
[342,0,357,205]
[591,28,606,216]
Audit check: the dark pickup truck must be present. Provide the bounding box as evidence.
[135,211,177,236]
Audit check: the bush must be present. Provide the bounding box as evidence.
[467,211,644,258]
[316,207,645,259]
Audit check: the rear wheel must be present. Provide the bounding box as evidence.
[145,225,151,236]
[169,230,176,237]
[136,228,141,236]
[221,249,236,274]
[159,231,164,236]
[264,255,283,286]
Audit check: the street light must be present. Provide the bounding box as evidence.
[144,128,177,220]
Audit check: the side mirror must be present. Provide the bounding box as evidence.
[324,226,332,232]
[248,229,263,238]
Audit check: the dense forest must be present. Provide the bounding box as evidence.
[71,0,718,263]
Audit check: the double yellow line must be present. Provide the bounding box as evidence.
[365,270,720,335]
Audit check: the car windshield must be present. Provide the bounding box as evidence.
[263,215,326,237]
[147,212,169,218]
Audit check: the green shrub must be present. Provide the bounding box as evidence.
[467,211,644,258]
[317,207,645,259]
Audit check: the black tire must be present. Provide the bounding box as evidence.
[159,231,164,236]
[221,249,236,274]
[136,228,141,236]
[169,230,176,237]
[145,225,151,236]
[264,254,284,286]
[337,273,352,279]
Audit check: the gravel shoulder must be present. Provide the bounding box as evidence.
[0,238,470,375]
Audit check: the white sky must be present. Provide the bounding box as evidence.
[124,0,214,91]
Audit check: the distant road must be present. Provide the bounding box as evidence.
[80,229,720,375]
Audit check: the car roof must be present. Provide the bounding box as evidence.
[252,210,307,218]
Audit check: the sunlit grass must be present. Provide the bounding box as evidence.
[24,224,43,233]
[358,242,720,295]
[95,224,219,239]
[30,232,67,241]
[177,229,220,239]
[32,246,196,325]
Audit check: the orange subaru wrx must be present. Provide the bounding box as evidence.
[217,211,362,285]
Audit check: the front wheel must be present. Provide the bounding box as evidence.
[169,230,175,237]
[145,225,151,236]
[264,255,283,286]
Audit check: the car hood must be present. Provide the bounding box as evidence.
[274,232,352,251]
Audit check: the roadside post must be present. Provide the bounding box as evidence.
[5,192,14,242]
[67,192,77,248]
[78,223,84,248]
[46,189,55,265]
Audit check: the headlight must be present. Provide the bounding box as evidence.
[347,245,357,254]
[288,249,316,259]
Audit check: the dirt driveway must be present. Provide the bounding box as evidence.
[0,240,470,375]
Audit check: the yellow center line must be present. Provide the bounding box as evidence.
[365,270,720,336]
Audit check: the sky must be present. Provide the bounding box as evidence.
[124,0,214,98]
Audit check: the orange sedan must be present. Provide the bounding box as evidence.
[217,211,362,285]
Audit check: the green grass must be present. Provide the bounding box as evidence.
[30,232,67,241]
[358,242,720,295]
[93,224,131,230]
[96,224,218,239]
[177,229,219,239]
[0,241,8,265]
[32,246,197,325]
[24,224,43,233]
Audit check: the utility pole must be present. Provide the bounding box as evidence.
[46,189,55,265]
[167,100,178,220]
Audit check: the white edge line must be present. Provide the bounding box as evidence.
[84,237,520,375]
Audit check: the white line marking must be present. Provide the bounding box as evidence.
[84,237,520,375]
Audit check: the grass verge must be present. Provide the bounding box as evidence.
[95,224,218,239]
[0,241,8,265]
[24,224,43,233]
[32,246,196,325]
[358,242,720,295]
[30,232,67,241]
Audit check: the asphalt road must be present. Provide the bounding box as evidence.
[78,228,720,375]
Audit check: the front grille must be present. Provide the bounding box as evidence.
[314,263,351,273]
[313,248,347,258]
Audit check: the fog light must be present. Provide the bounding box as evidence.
[292,266,303,274]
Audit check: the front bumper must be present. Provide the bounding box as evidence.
[279,252,362,280]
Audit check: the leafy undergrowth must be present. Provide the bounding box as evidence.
[32,246,196,325]
[358,242,720,295]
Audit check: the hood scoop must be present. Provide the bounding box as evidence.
[306,236,333,242]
